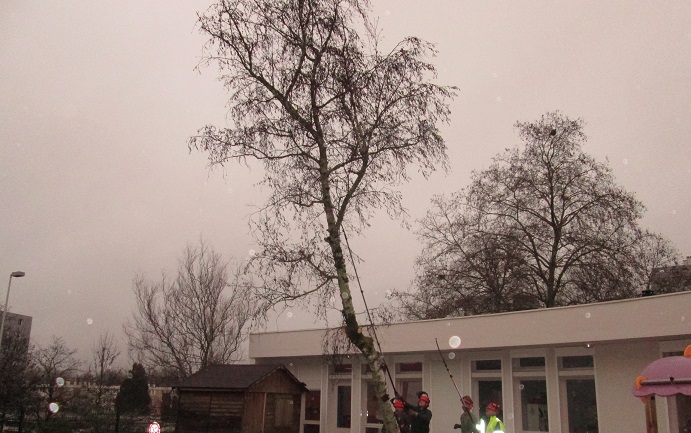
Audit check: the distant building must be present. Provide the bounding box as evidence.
[649,256,691,294]
[0,311,32,341]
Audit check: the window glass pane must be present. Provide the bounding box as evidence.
[675,394,691,432]
[478,380,503,419]
[566,379,598,433]
[337,386,351,428]
[475,360,501,371]
[561,356,594,369]
[364,382,383,424]
[304,425,320,433]
[519,357,545,368]
[333,364,352,374]
[520,380,548,431]
[397,362,422,373]
[397,379,422,403]
[305,391,320,421]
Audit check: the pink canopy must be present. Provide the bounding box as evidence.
[633,345,691,397]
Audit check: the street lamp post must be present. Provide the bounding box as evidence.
[0,271,26,352]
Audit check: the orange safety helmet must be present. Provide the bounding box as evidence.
[419,394,430,404]
[393,399,405,409]
[486,402,500,412]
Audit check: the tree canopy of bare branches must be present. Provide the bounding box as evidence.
[89,332,121,404]
[124,240,254,378]
[190,1,455,431]
[394,112,679,319]
[32,336,82,422]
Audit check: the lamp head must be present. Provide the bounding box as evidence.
[10,271,25,278]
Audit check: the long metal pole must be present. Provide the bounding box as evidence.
[0,274,15,352]
[0,271,24,351]
[435,338,477,426]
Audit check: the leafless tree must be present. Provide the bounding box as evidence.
[392,220,535,319]
[190,1,455,431]
[89,332,121,405]
[398,112,678,318]
[124,240,255,378]
[32,336,81,422]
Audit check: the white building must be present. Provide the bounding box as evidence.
[249,291,691,433]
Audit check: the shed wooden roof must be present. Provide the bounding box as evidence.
[172,364,306,391]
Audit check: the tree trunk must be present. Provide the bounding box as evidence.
[322,176,398,433]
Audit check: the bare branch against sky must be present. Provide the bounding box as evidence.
[1,1,690,363]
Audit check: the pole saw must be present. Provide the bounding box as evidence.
[435,338,478,428]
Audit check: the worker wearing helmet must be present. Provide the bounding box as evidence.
[476,402,504,433]
[398,391,432,433]
[453,395,479,433]
[391,398,411,433]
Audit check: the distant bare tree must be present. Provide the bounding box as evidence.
[634,231,681,292]
[32,336,81,423]
[190,1,455,431]
[396,112,678,319]
[124,240,254,378]
[90,332,121,405]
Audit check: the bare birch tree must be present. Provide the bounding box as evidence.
[124,240,254,378]
[190,1,455,431]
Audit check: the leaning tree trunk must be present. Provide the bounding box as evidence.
[321,169,399,433]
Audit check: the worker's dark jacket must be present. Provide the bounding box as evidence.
[403,403,432,433]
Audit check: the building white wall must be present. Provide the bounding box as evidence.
[250,292,691,433]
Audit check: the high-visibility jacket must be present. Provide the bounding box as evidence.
[476,416,504,433]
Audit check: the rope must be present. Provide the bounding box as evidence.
[342,228,398,397]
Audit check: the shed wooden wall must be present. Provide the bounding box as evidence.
[176,368,305,433]
[177,391,243,433]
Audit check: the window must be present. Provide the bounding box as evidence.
[363,381,383,424]
[472,359,502,419]
[561,356,594,369]
[518,357,546,369]
[304,391,320,433]
[565,379,598,433]
[513,356,547,431]
[395,361,423,403]
[478,380,503,419]
[337,386,351,428]
[474,359,501,371]
[397,362,422,373]
[558,354,598,433]
[303,425,320,433]
[305,390,320,421]
[332,364,353,375]
[519,380,548,431]
[397,379,423,403]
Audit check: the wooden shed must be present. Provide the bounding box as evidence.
[173,364,308,433]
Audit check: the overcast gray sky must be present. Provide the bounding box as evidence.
[2,1,690,367]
